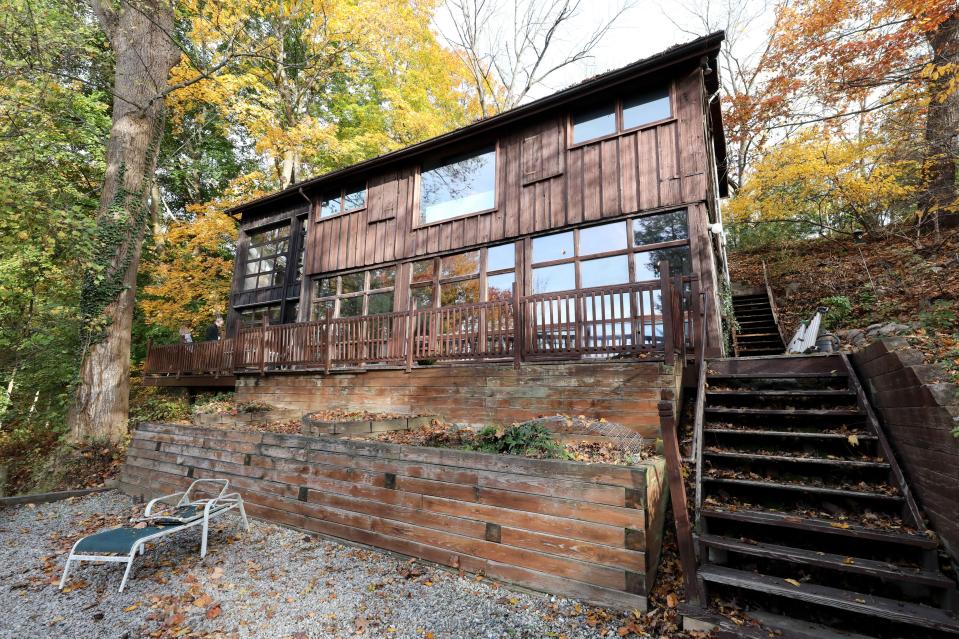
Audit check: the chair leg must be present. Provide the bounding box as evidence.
[58,557,73,589]
[118,555,136,593]
[238,500,250,531]
[200,517,209,558]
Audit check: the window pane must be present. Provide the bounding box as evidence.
[341,272,365,294]
[581,255,630,288]
[320,196,341,218]
[572,104,616,144]
[420,147,496,224]
[623,87,671,129]
[343,186,366,211]
[247,246,261,260]
[275,225,289,238]
[487,272,515,301]
[532,231,573,263]
[411,259,434,284]
[441,251,480,279]
[367,292,394,315]
[275,254,287,269]
[245,261,258,275]
[440,278,480,306]
[487,243,515,272]
[532,263,575,294]
[243,276,258,291]
[369,266,396,290]
[315,278,336,297]
[580,221,627,255]
[257,274,274,288]
[340,296,363,317]
[634,246,692,281]
[410,284,434,309]
[633,209,689,246]
[311,298,335,320]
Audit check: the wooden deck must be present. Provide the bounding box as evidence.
[145,269,701,386]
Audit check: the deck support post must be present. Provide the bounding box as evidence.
[324,308,333,374]
[659,260,674,365]
[512,282,522,369]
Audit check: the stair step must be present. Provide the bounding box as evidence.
[697,565,959,633]
[736,332,782,338]
[708,372,848,380]
[697,534,955,589]
[705,428,877,440]
[706,389,855,397]
[705,407,862,417]
[704,450,890,469]
[702,476,903,501]
[699,507,937,549]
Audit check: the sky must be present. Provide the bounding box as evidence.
[434,0,776,102]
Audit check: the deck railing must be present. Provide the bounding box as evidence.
[145,262,703,377]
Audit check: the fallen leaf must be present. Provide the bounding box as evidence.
[830,522,851,529]
[666,592,679,608]
[193,594,213,608]
[784,578,801,587]
[847,434,860,446]
[206,604,221,620]
[61,580,88,593]
[123,602,141,612]
[843,557,855,565]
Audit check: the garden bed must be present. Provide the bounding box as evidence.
[119,422,669,611]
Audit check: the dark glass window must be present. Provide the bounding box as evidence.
[238,304,282,328]
[241,225,291,291]
[320,184,367,219]
[633,209,688,245]
[310,266,396,319]
[572,105,616,144]
[420,147,496,224]
[623,86,671,130]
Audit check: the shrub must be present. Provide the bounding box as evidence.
[128,387,190,426]
[919,300,956,333]
[819,295,853,330]
[471,422,568,459]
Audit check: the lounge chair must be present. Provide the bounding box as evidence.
[59,479,248,593]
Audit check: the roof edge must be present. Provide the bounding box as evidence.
[227,30,725,216]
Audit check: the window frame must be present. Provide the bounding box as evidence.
[414,142,500,229]
[240,223,293,293]
[408,242,517,310]
[528,209,691,295]
[567,83,675,149]
[309,266,397,320]
[317,182,369,221]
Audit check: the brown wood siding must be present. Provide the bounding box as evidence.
[305,73,708,277]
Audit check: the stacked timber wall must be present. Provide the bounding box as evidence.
[235,361,680,438]
[852,338,959,558]
[119,422,669,610]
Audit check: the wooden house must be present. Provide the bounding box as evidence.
[145,32,729,436]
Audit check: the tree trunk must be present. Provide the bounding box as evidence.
[921,11,959,226]
[68,0,181,443]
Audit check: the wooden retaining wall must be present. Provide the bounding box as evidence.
[234,361,681,439]
[119,422,669,610]
[852,338,959,558]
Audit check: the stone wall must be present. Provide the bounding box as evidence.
[234,361,680,438]
[119,422,669,611]
[851,338,959,558]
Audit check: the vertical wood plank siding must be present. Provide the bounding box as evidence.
[306,72,709,277]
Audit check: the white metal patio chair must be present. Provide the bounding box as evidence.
[59,479,248,593]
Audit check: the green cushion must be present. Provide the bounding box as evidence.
[74,525,182,554]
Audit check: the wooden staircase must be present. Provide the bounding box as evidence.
[731,291,786,356]
[688,354,959,638]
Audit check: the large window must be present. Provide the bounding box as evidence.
[571,85,671,145]
[320,184,367,219]
[238,304,281,328]
[409,243,516,309]
[530,209,690,295]
[242,225,290,291]
[310,266,396,319]
[419,146,496,225]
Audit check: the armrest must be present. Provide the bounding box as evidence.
[145,492,186,516]
[202,492,243,519]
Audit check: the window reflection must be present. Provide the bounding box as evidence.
[441,279,480,306]
[533,263,575,294]
[420,147,496,224]
[622,87,671,129]
[572,105,616,144]
[580,221,627,255]
[580,255,629,288]
[487,243,515,271]
[532,231,573,262]
[441,251,480,278]
[487,272,515,301]
[634,246,691,281]
[633,209,688,245]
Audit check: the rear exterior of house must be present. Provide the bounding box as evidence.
[144,32,729,437]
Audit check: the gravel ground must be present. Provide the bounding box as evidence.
[0,491,666,639]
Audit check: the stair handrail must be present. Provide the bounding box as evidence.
[839,353,926,532]
[761,260,788,348]
[693,291,708,523]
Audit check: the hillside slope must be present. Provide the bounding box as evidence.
[728,228,959,382]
